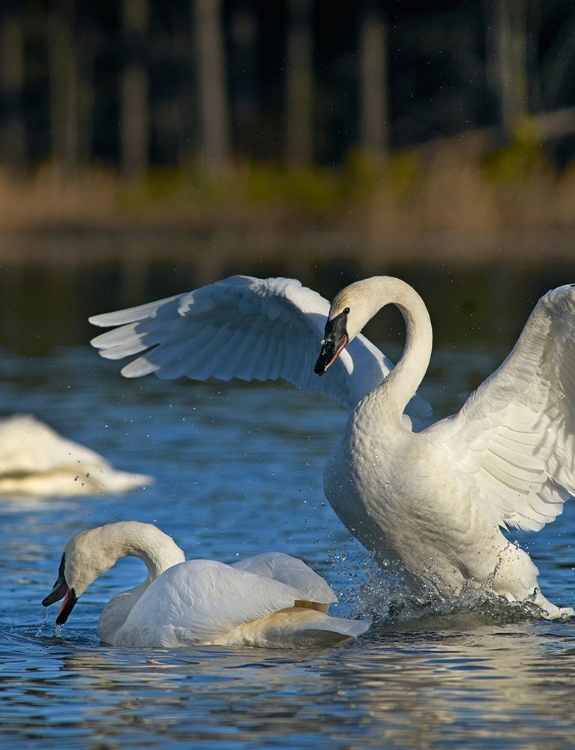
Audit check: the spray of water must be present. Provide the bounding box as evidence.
[35,607,49,637]
[331,545,553,628]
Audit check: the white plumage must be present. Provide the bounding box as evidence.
[90,275,575,619]
[90,275,430,421]
[42,521,369,648]
[0,414,151,496]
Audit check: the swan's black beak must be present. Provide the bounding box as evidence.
[314,311,349,375]
[42,553,78,625]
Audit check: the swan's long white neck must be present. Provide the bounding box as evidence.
[380,279,432,415]
[65,522,186,642]
[83,522,185,584]
[351,277,433,419]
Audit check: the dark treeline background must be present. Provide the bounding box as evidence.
[2,0,575,266]
[0,1,575,346]
[2,0,575,176]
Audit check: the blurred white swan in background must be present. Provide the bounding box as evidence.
[0,414,152,496]
[90,275,575,619]
[42,521,369,648]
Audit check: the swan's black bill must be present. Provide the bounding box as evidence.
[314,311,349,375]
[42,553,78,625]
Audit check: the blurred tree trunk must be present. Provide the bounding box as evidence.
[359,0,389,160]
[48,1,94,179]
[193,0,230,175]
[121,0,149,182]
[487,0,529,135]
[0,1,26,170]
[230,1,258,158]
[285,0,313,166]
[48,0,81,178]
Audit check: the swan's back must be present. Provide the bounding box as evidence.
[113,559,318,646]
[231,552,337,612]
[112,558,368,648]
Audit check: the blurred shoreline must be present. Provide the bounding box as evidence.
[2,129,575,276]
[0,224,572,356]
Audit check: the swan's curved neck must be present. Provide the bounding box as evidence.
[97,522,186,580]
[370,277,433,416]
[90,522,185,642]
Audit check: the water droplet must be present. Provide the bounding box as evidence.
[35,607,49,637]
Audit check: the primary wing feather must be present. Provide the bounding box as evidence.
[434,285,575,531]
[91,274,431,417]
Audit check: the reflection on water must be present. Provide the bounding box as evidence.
[2,622,575,748]
[1,256,575,747]
[1,255,575,357]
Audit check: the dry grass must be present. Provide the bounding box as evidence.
[1,132,575,247]
[366,134,575,237]
[0,164,117,230]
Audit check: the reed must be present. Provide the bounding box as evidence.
[1,131,574,240]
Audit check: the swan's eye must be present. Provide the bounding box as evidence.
[344,307,350,315]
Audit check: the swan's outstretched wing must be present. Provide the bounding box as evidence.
[90,275,431,418]
[232,551,337,609]
[432,285,575,532]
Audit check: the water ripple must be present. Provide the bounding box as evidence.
[0,346,574,748]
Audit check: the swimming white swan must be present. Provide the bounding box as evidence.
[42,521,369,647]
[89,275,575,619]
[0,414,152,496]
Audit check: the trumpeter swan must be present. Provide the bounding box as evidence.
[42,521,369,647]
[90,275,575,619]
[0,414,151,496]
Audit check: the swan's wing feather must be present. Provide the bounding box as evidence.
[122,559,313,644]
[232,552,337,605]
[91,275,431,417]
[434,285,575,531]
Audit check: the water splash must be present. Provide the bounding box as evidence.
[332,549,553,628]
[35,607,67,639]
[35,607,49,637]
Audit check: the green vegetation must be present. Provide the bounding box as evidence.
[1,128,574,235]
[484,122,549,182]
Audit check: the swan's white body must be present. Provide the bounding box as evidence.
[90,275,575,619]
[42,521,369,648]
[0,414,152,496]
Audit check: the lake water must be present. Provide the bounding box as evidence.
[1,267,575,748]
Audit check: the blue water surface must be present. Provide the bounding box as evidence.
[0,342,574,750]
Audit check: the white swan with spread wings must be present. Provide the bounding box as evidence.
[90,275,575,619]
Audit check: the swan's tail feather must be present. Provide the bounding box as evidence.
[215,609,370,648]
[288,616,371,647]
